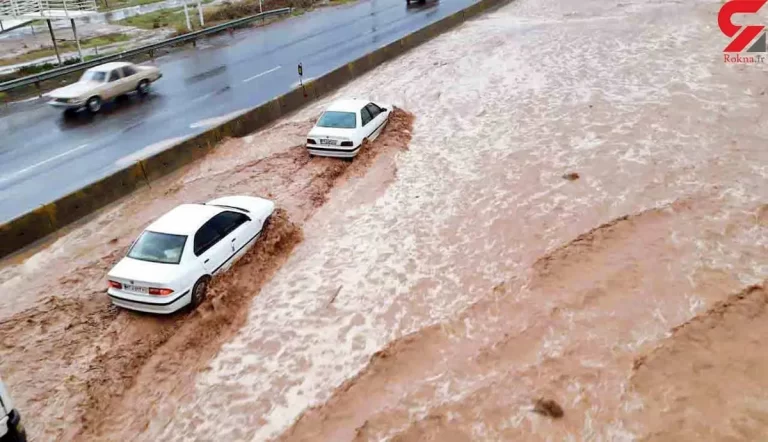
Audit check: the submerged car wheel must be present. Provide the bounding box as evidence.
[190,276,210,309]
[2,410,27,442]
[137,80,150,96]
[86,96,102,114]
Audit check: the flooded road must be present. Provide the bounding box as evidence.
[1,0,767,439]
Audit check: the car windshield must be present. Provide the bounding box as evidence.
[316,111,357,129]
[127,231,187,264]
[80,70,107,83]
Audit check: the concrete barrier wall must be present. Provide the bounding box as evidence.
[0,0,507,259]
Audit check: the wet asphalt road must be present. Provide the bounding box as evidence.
[0,0,473,223]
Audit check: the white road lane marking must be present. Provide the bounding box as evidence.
[0,143,90,184]
[191,91,216,103]
[243,66,282,83]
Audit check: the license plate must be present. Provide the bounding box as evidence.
[124,284,147,294]
[319,139,336,145]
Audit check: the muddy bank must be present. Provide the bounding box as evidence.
[628,282,768,440]
[0,108,413,441]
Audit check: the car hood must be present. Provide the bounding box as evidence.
[308,126,357,140]
[108,256,180,286]
[48,81,100,99]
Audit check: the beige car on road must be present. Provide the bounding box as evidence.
[48,61,162,114]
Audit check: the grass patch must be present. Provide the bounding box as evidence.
[96,0,170,12]
[0,33,131,67]
[119,1,212,31]
[205,0,314,22]
[122,0,323,32]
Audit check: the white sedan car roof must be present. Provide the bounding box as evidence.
[145,204,224,236]
[88,61,132,72]
[325,99,371,112]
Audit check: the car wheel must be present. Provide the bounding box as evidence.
[1,412,27,442]
[262,214,272,230]
[137,80,150,96]
[86,96,102,114]
[189,276,210,309]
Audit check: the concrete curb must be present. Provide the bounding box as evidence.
[0,0,507,259]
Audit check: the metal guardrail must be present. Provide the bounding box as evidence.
[0,0,98,19]
[0,7,291,93]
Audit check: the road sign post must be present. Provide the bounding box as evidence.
[298,63,307,97]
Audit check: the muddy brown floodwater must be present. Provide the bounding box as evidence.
[2,0,768,439]
[0,110,413,441]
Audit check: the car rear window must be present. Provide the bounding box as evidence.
[81,70,106,82]
[316,111,357,129]
[128,231,187,264]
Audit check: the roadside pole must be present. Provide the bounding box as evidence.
[183,2,192,31]
[197,0,204,27]
[298,63,306,97]
[46,20,62,65]
[259,0,263,13]
[71,19,83,61]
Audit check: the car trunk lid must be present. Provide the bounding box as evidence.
[107,256,179,294]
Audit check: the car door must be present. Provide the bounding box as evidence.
[360,106,375,139]
[120,65,140,91]
[211,210,254,264]
[104,69,123,99]
[365,103,386,140]
[193,219,230,275]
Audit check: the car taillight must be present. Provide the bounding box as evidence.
[340,141,354,147]
[108,280,122,289]
[149,288,174,296]
[307,138,317,144]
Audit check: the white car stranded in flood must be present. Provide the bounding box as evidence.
[48,61,162,114]
[306,99,391,158]
[106,196,274,314]
[0,376,26,442]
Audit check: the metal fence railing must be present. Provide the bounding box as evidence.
[0,7,291,93]
[0,0,98,19]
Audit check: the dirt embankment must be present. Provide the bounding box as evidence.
[628,282,768,441]
[0,108,414,441]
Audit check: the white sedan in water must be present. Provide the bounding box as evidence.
[106,196,274,314]
[306,99,391,158]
